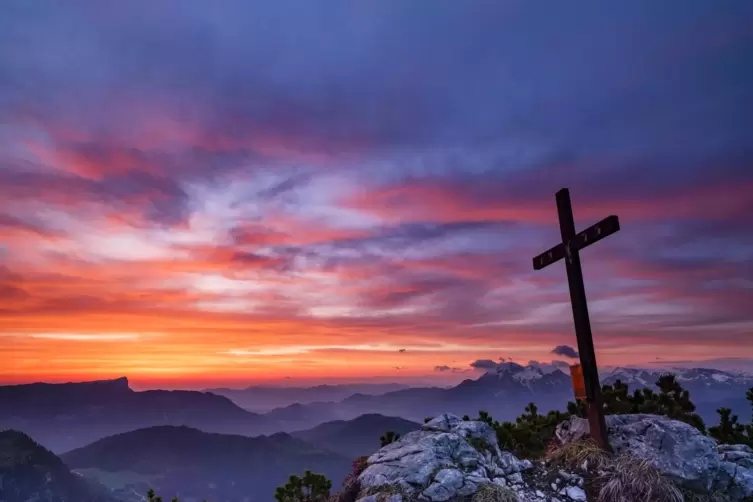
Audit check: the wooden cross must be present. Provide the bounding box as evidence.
[532,188,620,451]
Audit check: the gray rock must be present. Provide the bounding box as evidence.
[719,444,753,455]
[563,485,587,501]
[359,413,583,502]
[721,449,753,469]
[716,460,753,500]
[356,497,378,502]
[422,469,464,502]
[607,414,720,491]
[506,472,523,484]
[498,451,525,475]
[558,414,720,491]
[555,415,591,443]
[732,466,753,499]
[422,413,464,433]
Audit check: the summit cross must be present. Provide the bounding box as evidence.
[532,188,621,451]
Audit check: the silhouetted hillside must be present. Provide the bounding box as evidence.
[291,413,421,458]
[207,383,409,413]
[263,364,753,428]
[0,430,113,502]
[0,378,278,452]
[62,425,351,502]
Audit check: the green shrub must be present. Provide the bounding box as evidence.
[379,431,400,447]
[709,388,753,446]
[469,372,710,459]
[146,489,207,502]
[567,374,706,431]
[274,470,332,502]
[466,403,568,459]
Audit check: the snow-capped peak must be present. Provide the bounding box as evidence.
[602,366,753,387]
[491,361,569,387]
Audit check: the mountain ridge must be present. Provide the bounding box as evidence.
[0,377,278,453]
[61,424,351,502]
[0,429,114,502]
[291,413,421,459]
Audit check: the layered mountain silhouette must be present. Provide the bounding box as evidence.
[2,364,750,458]
[206,383,409,413]
[0,377,278,452]
[61,425,351,502]
[262,362,573,429]
[258,363,753,429]
[291,413,421,459]
[0,430,114,502]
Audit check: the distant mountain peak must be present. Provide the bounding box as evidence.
[602,366,753,386]
[486,361,568,387]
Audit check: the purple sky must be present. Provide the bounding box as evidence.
[1,1,752,387]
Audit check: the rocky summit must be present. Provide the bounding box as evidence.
[347,412,753,502]
[555,414,753,501]
[356,413,586,502]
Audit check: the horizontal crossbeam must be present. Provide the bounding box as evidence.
[532,215,620,270]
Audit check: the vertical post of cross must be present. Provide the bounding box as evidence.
[554,188,610,451]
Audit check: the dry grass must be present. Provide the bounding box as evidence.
[680,488,734,502]
[470,483,516,502]
[547,439,613,471]
[358,483,409,502]
[596,454,683,502]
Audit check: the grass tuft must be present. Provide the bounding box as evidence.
[547,439,613,471]
[470,483,516,502]
[596,454,683,502]
[358,483,409,502]
[679,488,735,502]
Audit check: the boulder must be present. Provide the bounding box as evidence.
[555,414,753,499]
[358,413,585,502]
[719,444,753,470]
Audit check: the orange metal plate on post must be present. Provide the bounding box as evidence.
[570,364,586,400]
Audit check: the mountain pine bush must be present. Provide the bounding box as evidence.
[709,387,753,446]
[569,374,706,431]
[274,470,332,502]
[379,430,400,447]
[464,373,710,459]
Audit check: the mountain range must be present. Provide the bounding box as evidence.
[0,430,114,502]
[0,415,412,502]
[61,425,351,502]
[2,363,751,456]
[1,362,752,501]
[206,383,410,413]
[0,377,277,453]
[602,366,753,423]
[258,363,753,429]
[290,414,420,459]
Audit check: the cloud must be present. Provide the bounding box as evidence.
[28,333,141,341]
[550,360,571,369]
[470,359,501,370]
[434,365,467,373]
[1,1,753,386]
[552,345,580,359]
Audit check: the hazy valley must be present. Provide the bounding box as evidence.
[3,363,753,501]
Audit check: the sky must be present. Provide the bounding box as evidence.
[1,1,752,389]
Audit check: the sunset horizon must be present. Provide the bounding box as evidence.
[2,1,752,391]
